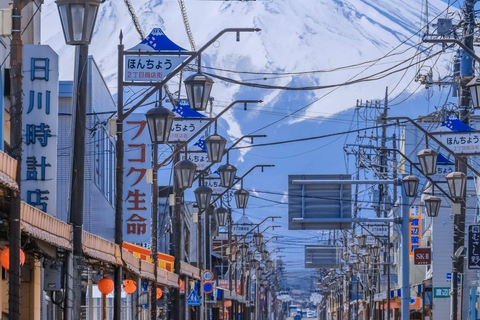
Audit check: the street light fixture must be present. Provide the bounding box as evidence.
[446,171,467,199]
[234,188,250,209]
[417,148,438,176]
[218,163,237,188]
[356,234,367,248]
[423,194,442,218]
[402,175,420,197]
[369,244,380,259]
[239,244,249,257]
[55,0,101,45]
[253,233,263,248]
[194,185,213,211]
[467,76,480,109]
[205,133,227,163]
[184,72,214,111]
[265,260,273,269]
[261,250,269,260]
[174,159,197,189]
[214,206,229,227]
[145,106,175,144]
[343,251,351,262]
[351,243,359,255]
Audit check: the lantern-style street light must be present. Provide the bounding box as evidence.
[214,206,229,227]
[239,244,249,257]
[253,233,263,248]
[351,243,359,255]
[205,133,227,163]
[467,76,480,109]
[194,186,213,211]
[235,188,250,209]
[423,194,442,218]
[403,175,419,197]
[446,171,467,199]
[145,106,175,144]
[357,234,367,248]
[174,159,197,189]
[55,0,102,45]
[369,244,381,259]
[184,71,214,111]
[218,163,237,188]
[417,148,438,176]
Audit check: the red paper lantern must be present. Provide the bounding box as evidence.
[98,277,114,295]
[224,300,232,308]
[156,287,163,299]
[123,279,137,294]
[1,246,26,270]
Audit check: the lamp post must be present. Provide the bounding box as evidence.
[55,0,101,318]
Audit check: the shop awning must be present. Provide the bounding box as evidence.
[0,151,18,190]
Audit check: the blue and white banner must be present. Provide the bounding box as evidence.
[21,45,58,215]
[434,115,480,154]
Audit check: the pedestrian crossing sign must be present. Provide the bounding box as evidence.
[187,289,201,306]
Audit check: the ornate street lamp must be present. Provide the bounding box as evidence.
[55,0,102,45]
[234,188,250,209]
[174,159,197,189]
[194,186,213,211]
[261,250,269,260]
[369,244,380,259]
[253,233,263,248]
[403,175,419,197]
[467,76,480,109]
[239,244,249,257]
[184,72,214,111]
[356,234,367,248]
[343,251,351,262]
[214,206,229,227]
[423,194,442,218]
[417,148,438,176]
[446,171,467,199]
[205,133,227,163]
[351,243,359,255]
[354,260,362,271]
[345,268,353,279]
[265,260,273,269]
[145,106,175,144]
[218,163,237,188]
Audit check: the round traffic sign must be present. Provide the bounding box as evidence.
[203,281,214,294]
[203,270,214,281]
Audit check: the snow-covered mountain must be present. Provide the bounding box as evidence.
[41,0,454,287]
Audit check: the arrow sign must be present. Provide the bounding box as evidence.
[187,289,201,306]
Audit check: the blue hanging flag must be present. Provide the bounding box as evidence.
[172,99,206,118]
[193,139,206,151]
[441,115,474,132]
[129,28,187,52]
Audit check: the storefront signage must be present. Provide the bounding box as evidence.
[124,55,186,82]
[433,287,450,298]
[123,114,152,244]
[413,247,431,265]
[468,225,480,269]
[21,45,58,215]
[409,205,422,257]
[435,132,480,155]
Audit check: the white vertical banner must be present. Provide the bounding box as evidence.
[21,45,58,215]
[123,113,152,244]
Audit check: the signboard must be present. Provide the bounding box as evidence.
[433,287,450,298]
[187,289,201,306]
[180,152,209,171]
[468,225,480,269]
[409,205,422,257]
[217,279,242,295]
[123,114,152,244]
[304,245,341,268]
[288,175,352,230]
[204,176,227,195]
[203,281,214,294]
[21,45,59,215]
[203,270,214,281]
[364,223,388,244]
[435,132,480,154]
[168,118,208,142]
[124,55,186,82]
[413,247,431,265]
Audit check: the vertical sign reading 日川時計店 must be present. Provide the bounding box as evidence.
[123,113,152,245]
[21,45,58,216]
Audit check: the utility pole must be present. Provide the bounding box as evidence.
[452,1,474,319]
[9,1,23,320]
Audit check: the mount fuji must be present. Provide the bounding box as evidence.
[41,0,454,287]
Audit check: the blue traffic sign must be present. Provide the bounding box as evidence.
[187,289,201,306]
[203,281,214,294]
